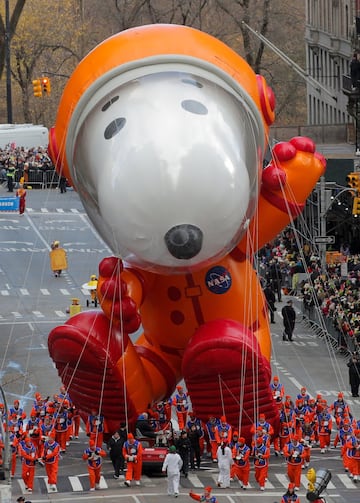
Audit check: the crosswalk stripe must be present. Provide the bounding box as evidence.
[10,471,360,494]
[275,473,289,487]
[40,208,49,213]
[43,477,57,493]
[20,288,29,295]
[1,290,9,295]
[32,311,45,318]
[17,479,27,493]
[70,208,79,213]
[187,474,204,488]
[99,475,108,489]
[265,478,275,489]
[233,479,253,488]
[300,473,310,488]
[12,311,22,318]
[57,208,65,213]
[60,289,70,295]
[337,473,356,489]
[69,476,83,491]
[40,288,50,295]
[55,310,67,317]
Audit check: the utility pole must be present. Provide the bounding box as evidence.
[5,0,13,123]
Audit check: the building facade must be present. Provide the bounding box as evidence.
[305,0,358,125]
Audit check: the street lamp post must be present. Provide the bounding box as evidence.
[5,0,13,124]
[317,181,358,267]
[0,385,11,503]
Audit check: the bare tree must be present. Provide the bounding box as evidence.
[0,0,26,80]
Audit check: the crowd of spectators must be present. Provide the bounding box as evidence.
[0,144,53,186]
[258,228,360,355]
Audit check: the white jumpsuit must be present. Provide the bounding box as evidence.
[162,451,183,495]
[216,445,233,488]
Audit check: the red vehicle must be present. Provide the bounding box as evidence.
[136,420,174,474]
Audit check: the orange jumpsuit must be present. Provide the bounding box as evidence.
[43,438,60,486]
[9,433,19,477]
[82,443,106,490]
[317,414,332,451]
[206,418,220,461]
[283,440,305,488]
[345,433,360,479]
[253,441,270,489]
[16,186,26,214]
[122,438,143,483]
[231,441,250,487]
[19,439,37,491]
[26,415,42,460]
[54,409,68,452]
[172,387,189,430]
[86,413,107,448]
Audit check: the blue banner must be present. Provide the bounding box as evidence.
[0,197,20,211]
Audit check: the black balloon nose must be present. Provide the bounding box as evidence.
[164,224,203,259]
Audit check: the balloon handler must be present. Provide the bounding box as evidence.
[47,24,326,442]
[190,486,217,503]
[82,275,98,307]
[49,241,67,278]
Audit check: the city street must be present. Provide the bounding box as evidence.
[0,187,358,502]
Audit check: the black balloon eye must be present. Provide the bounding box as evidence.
[181,99,208,115]
[104,118,126,140]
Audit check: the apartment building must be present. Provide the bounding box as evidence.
[305,0,358,125]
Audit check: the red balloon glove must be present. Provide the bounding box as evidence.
[97,257,141,333]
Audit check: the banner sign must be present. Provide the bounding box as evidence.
[0,197,20,211]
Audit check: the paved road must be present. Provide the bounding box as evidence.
[0,187,358,502]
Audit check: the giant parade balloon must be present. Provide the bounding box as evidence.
[48,24,326,440]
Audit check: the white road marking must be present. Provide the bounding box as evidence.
[20,288,29,295]
[69,476,83,491]
[40,289,50,295]
[187,473,204,487]
[274,473,289,487]
[337,473,357,489]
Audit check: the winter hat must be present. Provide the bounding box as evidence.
[169,445,176,453]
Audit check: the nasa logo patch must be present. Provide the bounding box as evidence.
[205,266,232,294]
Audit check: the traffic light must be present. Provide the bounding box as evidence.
[353,196,360,216]
[41,77,51,95]
[32,79,42,97]
[346,171,360,195]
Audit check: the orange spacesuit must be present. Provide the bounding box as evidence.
[47,24,325,442]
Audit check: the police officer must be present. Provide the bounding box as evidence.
[6,163,16,192]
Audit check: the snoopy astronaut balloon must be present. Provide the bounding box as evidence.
[48,24,325,439]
